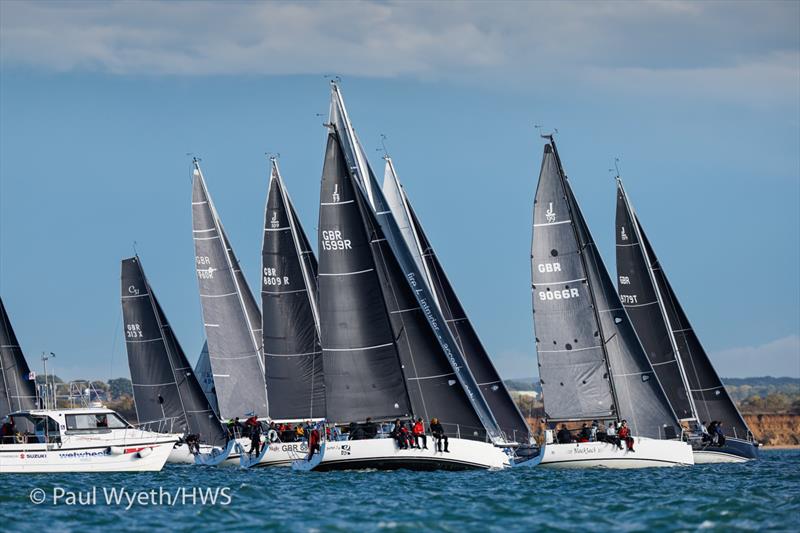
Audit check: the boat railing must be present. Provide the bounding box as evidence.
[135,416,184,435]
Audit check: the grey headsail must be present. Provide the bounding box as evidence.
[192,161,268,420]
[384,160,531,443]
[329,82,504,443]
[0,297,38,418]
[121,257,226,445]
[618,182,751,438]
[262,158,325,420]
[615,180,695,420]
[194,341,219,416]
[531,138,679,439]
[318,132,411,422]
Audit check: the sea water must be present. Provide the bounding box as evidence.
[1,450,797,531]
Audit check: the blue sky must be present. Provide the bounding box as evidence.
[1,1,798,381]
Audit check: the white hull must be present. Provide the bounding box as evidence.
[693,450,750,464]
[238,440,311,468]
[0,437,178,473]
[539,438,694,469]
[292,437,514,471]
[168,439,248,466]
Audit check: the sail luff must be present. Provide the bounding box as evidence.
[616,178,698,420]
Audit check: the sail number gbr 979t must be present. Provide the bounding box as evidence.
[535,262,580,301]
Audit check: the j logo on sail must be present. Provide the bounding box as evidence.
[545,202,556,223]
[332,184,340,203]
[270,211,279,229]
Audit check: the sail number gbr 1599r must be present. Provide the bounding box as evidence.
[321,230,351,251]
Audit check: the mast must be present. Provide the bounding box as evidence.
[545,135,621,422]
[616,177,698,421]
[328,82,505,443]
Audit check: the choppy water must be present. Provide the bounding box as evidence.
[1,450,798,532]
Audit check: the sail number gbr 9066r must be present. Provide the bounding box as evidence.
[321,230,352,251]
[535,262,580,301]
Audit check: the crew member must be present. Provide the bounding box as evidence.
[430,417,449,453]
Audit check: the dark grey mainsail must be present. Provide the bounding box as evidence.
[318,132,411,422]
[616,182,751,439]
[194,341,219,415]
[262,158,325,420]
[531,138,679,439]
[616,181,695,420]
[121,257,226,445]
[328,82,505,443]
[0,297,38,418]
[383,161,531,443]
[192,161,268,420]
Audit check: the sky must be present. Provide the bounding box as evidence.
[0,0,798,382]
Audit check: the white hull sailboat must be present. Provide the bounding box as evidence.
[0,408,178,473]
[293,437,515,471]
[539,438,693,469]
[529,136,695,469]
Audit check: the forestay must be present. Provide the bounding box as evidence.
[192,162,268,420]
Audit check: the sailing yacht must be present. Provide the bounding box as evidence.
[615,179,758,462]
[120,256,242,465]
[530,136,693,468]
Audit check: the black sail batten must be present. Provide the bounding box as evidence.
[318,132,412,423]
[192,163,268,420]
[329,83,504,443]
[0,297,38,418]
[403,193,531,443]
[637,213,751,439]
[121,257,226,445]
[615,181,695,420]
[262,160,326,420]
[532,139,680,439]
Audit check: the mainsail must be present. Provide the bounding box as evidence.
[383,159,531,443]
[262,158,325,420]
[531,138,679,439]
[318,132,411,422]
[0,297,38,417]
[121,257,226,444]
[192,160,268,420]
[194,341,219,416]
[616,180,751,438]
[328,82,505,443]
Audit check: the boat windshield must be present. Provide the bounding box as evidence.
[65,412,129,431]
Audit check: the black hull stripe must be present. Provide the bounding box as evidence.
[313,456,490,472]
[541,456,688,466]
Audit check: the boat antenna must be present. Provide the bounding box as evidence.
[608,157,621,180]
[325,74,342,86]
[376,133,390,159]
[132,240,138,257]
[186,153,201,182]
[41,351,56,409]
[535,123,559,140]
[265,152,280,162]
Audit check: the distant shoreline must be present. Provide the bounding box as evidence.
[763,445,800,450]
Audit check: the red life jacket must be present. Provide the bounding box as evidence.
[413,421,424,435]
[619,426,630,439]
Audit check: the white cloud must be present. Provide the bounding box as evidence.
[711,335,800,378]
[1,1,797,106]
